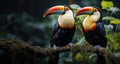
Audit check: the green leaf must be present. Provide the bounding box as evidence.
[75,15,87,24]
[110,19,120,24]
[74,53,83,61]
[102,16,115,21]
[102,16,120,25]
[114,32,120,39]
[101,1,114,9]
[108,7,120,13]
[106,34,116,43]
[106,32,120,52]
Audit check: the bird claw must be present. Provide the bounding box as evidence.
[53,45,57,49]
[94,45,101,53]
[68,42,72,47]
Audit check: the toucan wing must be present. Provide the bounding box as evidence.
[97,22,106,36]
[96,22,107,47]
[50,22,59,46]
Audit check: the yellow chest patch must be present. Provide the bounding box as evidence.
[82,16,97,32]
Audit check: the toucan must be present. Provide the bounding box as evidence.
[43,5,75,64]
[76,6,107,64]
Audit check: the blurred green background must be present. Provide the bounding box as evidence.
[0,0,120,63]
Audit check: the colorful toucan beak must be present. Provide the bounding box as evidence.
[76,7,94,16]
[43,5,65,18]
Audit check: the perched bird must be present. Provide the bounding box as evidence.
[43,5,75,64]
[76,6,107,64]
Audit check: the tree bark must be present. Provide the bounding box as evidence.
[0,39,119,64]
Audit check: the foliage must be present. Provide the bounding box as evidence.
[102,16,116,21]
[101,1,114,9]
[75,15,87,25]
[100,0,120,52]
[106,32,120,52]
[103,16,120,25]
[110,19,120,25]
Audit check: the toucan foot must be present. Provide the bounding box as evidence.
[94,45,101,53]
[53,45,57,49]
[68,42,73,47]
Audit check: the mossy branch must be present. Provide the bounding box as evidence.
[0,39,119,64]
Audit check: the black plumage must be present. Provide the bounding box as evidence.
[76,6,107,64]
[43,5,75,64]
[83,22,107,47]
[49,22,75,64]
[82,21,107,64]
[50,22,75,47]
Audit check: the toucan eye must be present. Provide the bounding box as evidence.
[94,9,98,12]
[62,7,69,15]
[65,7,69,10]
[95,10,97,12]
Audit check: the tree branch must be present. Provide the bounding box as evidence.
[0,39,119,64]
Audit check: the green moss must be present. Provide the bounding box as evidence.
[0,39,45,64]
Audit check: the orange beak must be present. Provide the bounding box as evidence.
[76,7,94,16]
[43,5,65,18]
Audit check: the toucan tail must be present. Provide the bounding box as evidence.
[97,53,106,64]
[48,53,59,64]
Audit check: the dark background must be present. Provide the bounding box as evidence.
[0,0,119,47]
